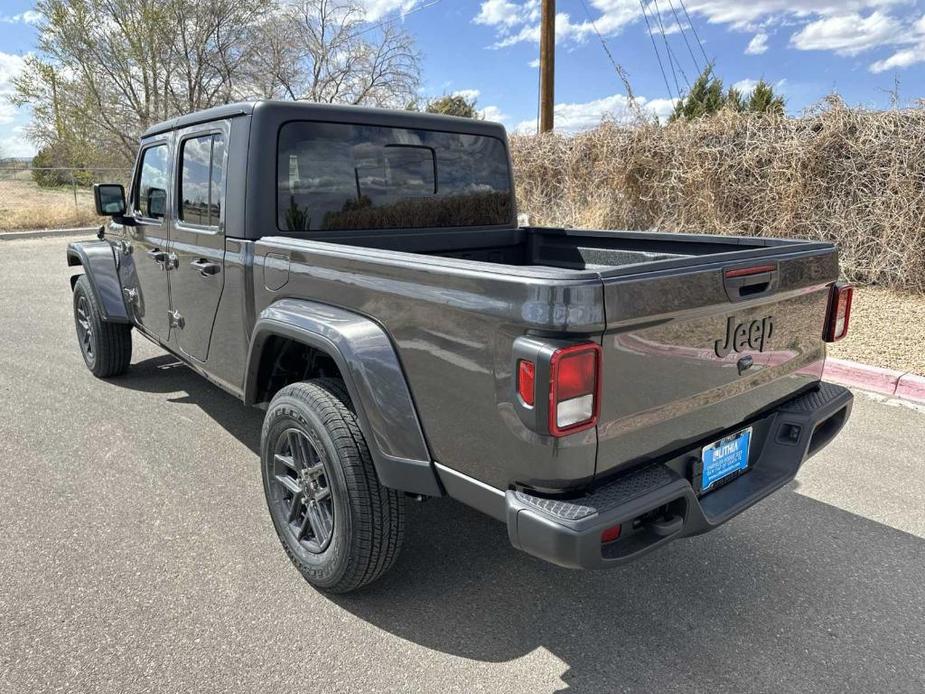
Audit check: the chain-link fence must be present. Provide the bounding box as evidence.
[0,166,133,232]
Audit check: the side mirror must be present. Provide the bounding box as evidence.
[94,184,126,216]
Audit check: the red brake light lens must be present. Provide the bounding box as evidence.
[517,359,535,406]
[824,283,853,342]
[549,343,601,436]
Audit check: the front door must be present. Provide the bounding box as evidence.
[167,128,227,362]
[123,140,172,340]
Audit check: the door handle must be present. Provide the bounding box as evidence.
[147,249,168,264]
[190,258,221,277]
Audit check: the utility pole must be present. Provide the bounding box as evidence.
[539,0,555,133]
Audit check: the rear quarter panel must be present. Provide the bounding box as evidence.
[251,238,606,492]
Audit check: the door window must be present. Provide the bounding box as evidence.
[179,134,225,227]
[135,144,169,219]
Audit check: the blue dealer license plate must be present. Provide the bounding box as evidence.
[700,427,752,493]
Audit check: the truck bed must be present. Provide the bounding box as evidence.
[294,224,832,277]
[250,225,837,493]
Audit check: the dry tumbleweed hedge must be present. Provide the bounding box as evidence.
[510,98,925,293]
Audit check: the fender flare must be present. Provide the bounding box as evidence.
[66,241,132,323]
[245,299,442,497]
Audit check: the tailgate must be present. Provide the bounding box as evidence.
[595,247,838,480]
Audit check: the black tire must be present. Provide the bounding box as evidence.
[261,378,405,593]
[72,274,132,378]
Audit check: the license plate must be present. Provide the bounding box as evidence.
[699,427,752,494]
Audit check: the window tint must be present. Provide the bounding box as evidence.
[180,133,225,227]
[136,145,168,219]
[277,122,512,231]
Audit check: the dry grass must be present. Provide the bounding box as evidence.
[0,179,104,231]
[511,98,925,294]
[828,287,925,376]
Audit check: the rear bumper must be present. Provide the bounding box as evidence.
[505,381,853,569]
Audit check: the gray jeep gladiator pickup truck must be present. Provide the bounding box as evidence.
[69,101,854,593]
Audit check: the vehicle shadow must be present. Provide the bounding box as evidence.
[112,353,925,692]
[331,489,925,692]
[109,353,264,453]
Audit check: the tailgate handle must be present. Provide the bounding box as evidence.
[724,263,778,302]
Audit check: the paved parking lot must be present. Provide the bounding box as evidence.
[1,236,923,693]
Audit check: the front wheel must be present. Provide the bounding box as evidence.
[261,378,405,593]
[72,274,132,378]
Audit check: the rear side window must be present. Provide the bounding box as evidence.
[277,122,513,231]
[135,144,169,219]
[179,133,225,227]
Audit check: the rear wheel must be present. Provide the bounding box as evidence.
[72,275,132,378]
[261,378,405,593]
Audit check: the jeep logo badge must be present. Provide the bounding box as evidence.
[715,316,774,358]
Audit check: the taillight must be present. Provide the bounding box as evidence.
[548,343,601,436]
[517,359,535,406]
[824,283,853,342]
[601,524,622,544]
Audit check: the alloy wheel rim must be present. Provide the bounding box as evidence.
[76,295,93,359]
[271,428,335,554]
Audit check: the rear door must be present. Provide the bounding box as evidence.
[122,139,172,340]
[594,249,838,480]
[166,124,228,362]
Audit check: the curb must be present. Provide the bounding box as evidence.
[824,358,925,405]
[0,227,100,241]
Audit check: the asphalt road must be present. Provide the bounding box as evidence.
[2,236,923,693]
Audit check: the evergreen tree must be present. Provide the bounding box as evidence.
[671,67,786,121]
[747,80,786,115]
[424,94,481,119]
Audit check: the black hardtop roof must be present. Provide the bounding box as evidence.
[141,100,508,139]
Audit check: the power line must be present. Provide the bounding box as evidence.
[676,0,710,69]
[651,0,686,95]
[666,0,702,74]
[637,0,675,101]
[576,0,641,114]
[351,0,444,38]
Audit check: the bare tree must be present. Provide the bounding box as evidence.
[12,0,422,165]
[253,0,420,107]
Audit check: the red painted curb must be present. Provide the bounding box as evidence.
[823,358,925,404]
[896,373,925,403]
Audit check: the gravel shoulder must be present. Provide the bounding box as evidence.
[827,287,925,376]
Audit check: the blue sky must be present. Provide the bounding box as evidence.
[2,0,925,157]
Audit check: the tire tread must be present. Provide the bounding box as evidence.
[264,378,404,593]
[73,275,132,378]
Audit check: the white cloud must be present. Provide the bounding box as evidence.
[358,0,418,22]
[680,1,908,31]
[746,32,769,54]
[869,12,925,72]
[790,11,902,55]
[528,58,540,68]
[477,0,641,48]
[0,101,17,125]
[480,105,509,122]
[871,45,925,71]
[514,92,677,134]
[0,125,36,158]
[0,10,41,24]
[733,78,759,93]
[732,77,788,94]
[475,0,917,61]
[452,89,481,101]
[474,0,531,28]
[0,52,28,125]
